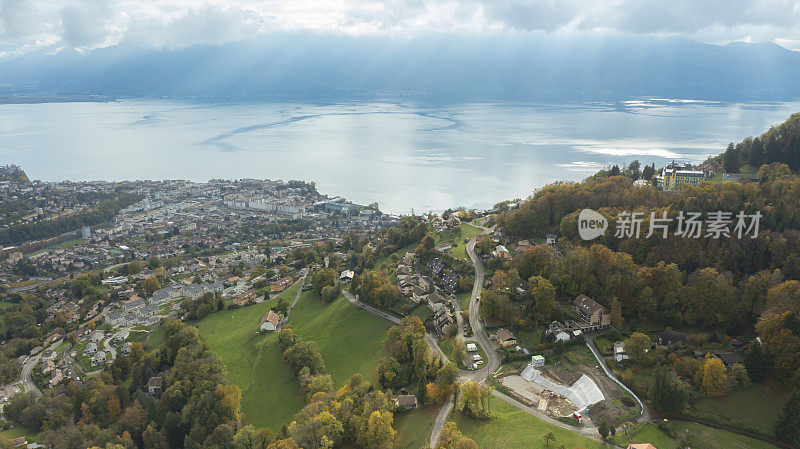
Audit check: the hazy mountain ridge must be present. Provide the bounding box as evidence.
[2,35,800,102]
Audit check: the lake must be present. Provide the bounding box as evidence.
[1,99,799,213]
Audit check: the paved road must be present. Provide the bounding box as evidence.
[429,396,454,446]
[431,228,499,447]
[584,334,650,421]
[285,271,308,315]
[20,355,41,398]
[103,335,117,360]
[342,290,402,324]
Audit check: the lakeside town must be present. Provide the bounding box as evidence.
[2,115,800,449]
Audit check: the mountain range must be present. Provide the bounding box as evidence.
[2,34,800,102]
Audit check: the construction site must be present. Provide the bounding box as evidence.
[496,347,640,425]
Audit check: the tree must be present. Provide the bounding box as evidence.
[743,341,767,383]
[610,297,624,329]
[435,422,477,449]
[650,366,686,413]
[598,418,610,440]
[451,338,467,367]
[723,142,739,173]
[357,410,396,449]
[234,425,260,449]
[142,276,161,295]
[624,332,651,366]
[702,357,729,398]
[543,431,556,447]
[320,285,340,302]
[727,363,751,389]
[775,392,800,447]
[529,276,556,320]
[127,261,142,275]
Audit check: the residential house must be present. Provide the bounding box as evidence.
[572,294,611,330]
[614,342,629,362]
[123,296,145,311]
[713,352,743,369]
[92,351,107,365]
[442,271,459,292]
[435,242,453,253]
[234,289,258,306]
[547,321,571,342]
[339,270,354,284]
[627,444,658,449]
[546,234,558,245]
[271,276,294,292]
[259,310,281,332]
[428,258,445,277]
[493,245,510,259]
[114,329,130,342]
[396,394,418,410]
[411,286,429,303]
[147,376,164,396]
[493,329,517,347]
[84,342,98,355]
[432,304,454,335]
[656,331,687,347]
[517,240,532,251]
[531,355,545,368]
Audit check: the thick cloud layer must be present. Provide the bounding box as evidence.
[1,0,800,56]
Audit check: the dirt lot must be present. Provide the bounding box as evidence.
[501,344,639,425]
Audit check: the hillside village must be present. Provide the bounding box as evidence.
[2,139,800,449]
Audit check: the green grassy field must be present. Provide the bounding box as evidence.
[0,425,39,444]
[197,283,392,430]
[454,400,604,449]
[393,406,439,449]
[289,290,393,387]
[375,244,417,270]
[612,421,780,449]
[196,283,303,429]
[435,224,481,260]
[692,378,788,436]
[456,292,470,310]
[409,304,433,323]
[145,324,166,352]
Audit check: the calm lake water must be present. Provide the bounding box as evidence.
[2,99,800,213]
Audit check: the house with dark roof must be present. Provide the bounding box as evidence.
[493,328,517,347]
[428,258,445,277]
[147,376,164,396]
[572,294,610,330]
[713,351,743,368]
[442,271,459,292]
[657,331,687,347]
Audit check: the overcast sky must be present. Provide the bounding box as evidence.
[2,0,800,57]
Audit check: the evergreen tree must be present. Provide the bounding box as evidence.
[650,366,687,413]
[743,341,767,383]
[775,392,800,447]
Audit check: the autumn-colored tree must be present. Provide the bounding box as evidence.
[702,357,729,398]
[106,396,121,421]
[142,276,161,295]
[624,332,651,366]
[610,297,624,329]
[529,275,556,320]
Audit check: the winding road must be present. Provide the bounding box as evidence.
[430,227,501,447]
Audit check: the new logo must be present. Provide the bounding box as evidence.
[578,209,608,241]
